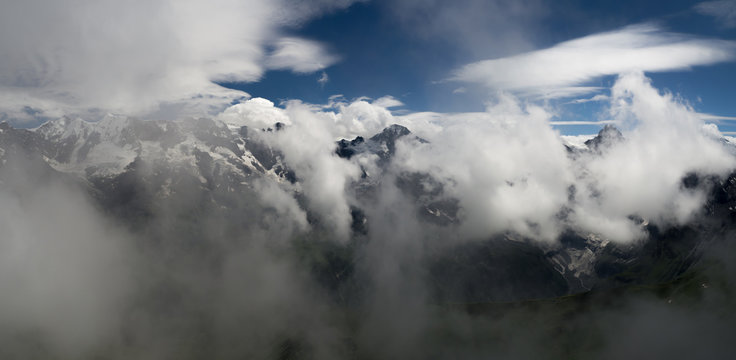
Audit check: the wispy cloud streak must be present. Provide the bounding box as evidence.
[452,24,736,98]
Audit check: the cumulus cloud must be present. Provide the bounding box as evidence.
[215,96,409,239]
[567,73,735,240]
[393,95,574,241]
[325,97,399,138]
[358,72,733,242]
[257,101,363,239]
[0,0,353,124]
[218,97,292,130]
[372,96,404,109]
[451,24,736,98]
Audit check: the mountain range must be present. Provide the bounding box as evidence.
[1,116,736,358]
[2,117,735,301]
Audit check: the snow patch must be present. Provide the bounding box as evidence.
[561,134,597,149]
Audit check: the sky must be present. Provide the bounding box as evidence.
[0,0,735,135]
[220,0,736,135]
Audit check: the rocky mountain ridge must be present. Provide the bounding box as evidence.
[1,117,735,303]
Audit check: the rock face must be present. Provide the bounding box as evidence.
[1,118,734,303]
[584,124,624,152]
[335,124,412,162]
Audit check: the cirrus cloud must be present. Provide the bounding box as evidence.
[451,24,736,99]
[695,0,736,28]
[265,37,340,73]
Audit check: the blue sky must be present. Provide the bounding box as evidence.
[0,0,734,136]
[220,0,736,135]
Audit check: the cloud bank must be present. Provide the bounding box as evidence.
[211,72,735,243]
[0,0,358,124]
[405,74,733,242]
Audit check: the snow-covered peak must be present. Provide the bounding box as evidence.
[27,116,277,180]
[560,134,597,150]
[35,116,92,139]
[584,124,623,151]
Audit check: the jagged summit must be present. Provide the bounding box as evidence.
[371,124,410,141]
[585,124,624,151]
[335,124,413,161]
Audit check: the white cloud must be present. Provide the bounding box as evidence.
[331,99,398,138]
[698,113,736,121]
[0,0,268,117]
[373,96,404,109]
[0,177,132,355]
[566,94,610,104]
[279,0,370,25]
[217,96,405,238]
[252,178,310,232]
[383,72,734,242]
[0,0,354,124]
[570,72,736,240]
[696,0,736,28]
[265,102,363,239]
[549,120,618,126]
[527,87,605,100]
[451,24,736,99]
[393,95,574,241]
[217,97,291,130]
[265,37,339,73]
[318,71,330,86]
